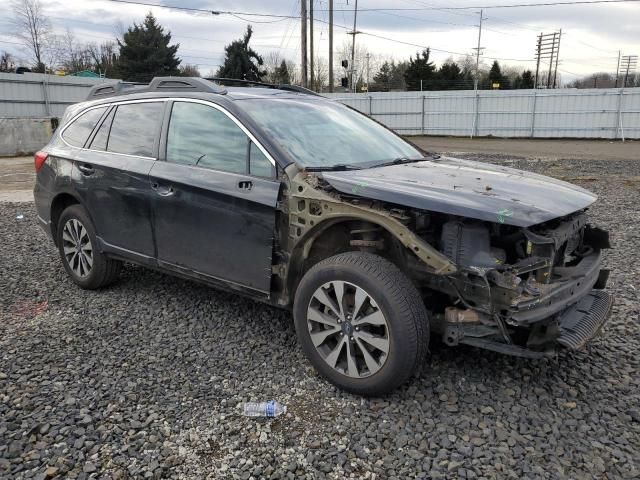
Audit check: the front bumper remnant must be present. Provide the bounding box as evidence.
[556,290,613,350]
[452,289,614,359]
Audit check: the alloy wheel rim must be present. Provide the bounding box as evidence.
[62,218,93,278]
[307,281,390,378]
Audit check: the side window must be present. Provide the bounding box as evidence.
[89,108,115,151]
[249,142,274,178]
[62,107,107,147]
[108,102,163,157]
[166,102,248,174]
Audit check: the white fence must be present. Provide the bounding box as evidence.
[326,88,640,139]
[1,73,639,139]
[0,72,109,118]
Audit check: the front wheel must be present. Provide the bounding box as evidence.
[293,252,429,396]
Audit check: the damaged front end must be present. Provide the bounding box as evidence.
[281,162,613,359]
[425,212,613,358]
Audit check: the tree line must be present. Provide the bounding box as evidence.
[3,0,638,90]
[371,49,534,91]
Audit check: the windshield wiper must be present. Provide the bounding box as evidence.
[304,164,363,172]
[368,157,428,168]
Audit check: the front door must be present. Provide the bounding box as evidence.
[150,100,280,294]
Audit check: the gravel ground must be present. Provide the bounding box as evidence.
[1,154,639,480]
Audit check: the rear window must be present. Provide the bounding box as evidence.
[62,107,107,147]
[107,102,163,157]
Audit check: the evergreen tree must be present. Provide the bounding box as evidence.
[390,61,408,90]
[372,61,392,91]
[216,26,266,81]
[488,61,502,86]
[404,49,436,91]
[116,12,180,82]
[273,60,290,84]
[520,70,534,89]
[488,60,510,89]
[436,61,466,90]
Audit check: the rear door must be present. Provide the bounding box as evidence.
[71,100,164,262]
[149,99,280,294]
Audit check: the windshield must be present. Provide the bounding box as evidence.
[239,98,423,169]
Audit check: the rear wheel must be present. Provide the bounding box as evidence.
[293,252,429,396]
[56,204,122,289]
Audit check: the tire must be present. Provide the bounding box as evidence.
[293,252,429,396]
[56,204,122,289]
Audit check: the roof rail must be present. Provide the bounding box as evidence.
[86,76,227,100]
[276,84,322,96]
[206,77,322,96]
[86,81,145,100]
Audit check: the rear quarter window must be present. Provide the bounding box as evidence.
[61,107,108,148]
[107,102,164,157]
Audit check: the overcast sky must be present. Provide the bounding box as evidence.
[0,0,638,81]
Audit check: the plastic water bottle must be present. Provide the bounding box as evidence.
[242,400,287,418]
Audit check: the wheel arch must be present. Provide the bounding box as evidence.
[50,192,83,245]
[285,215,412,302]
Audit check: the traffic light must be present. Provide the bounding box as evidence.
[341,77,348,88]
[341,60,348,69]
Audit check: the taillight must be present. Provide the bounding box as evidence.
[34,151,48,172]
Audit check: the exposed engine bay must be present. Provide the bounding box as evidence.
[414,211,612,357]
[276,166,613,358]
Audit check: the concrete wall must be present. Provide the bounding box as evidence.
[0,117,54,156]
[0,72,111,156]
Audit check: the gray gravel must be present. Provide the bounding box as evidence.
[1,154,639,480]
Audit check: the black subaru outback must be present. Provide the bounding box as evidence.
[33,77,613,395]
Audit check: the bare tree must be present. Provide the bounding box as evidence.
[286,61,300,85]
[58,29,94,73]
[179,64,201,77]
[10,0,53,72]
[311,56,329,92]
[263,51,283,83]
[87,41,118,77]
[336,41,382,90]
[0,51,17,72]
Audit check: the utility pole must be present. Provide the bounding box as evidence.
[348,0,359,92]
[473,9,484,92]
[620,55,638,87]
[534,31,561,88]
[366,53,370,92]
[329,0,334,92]
[552,29,562,88]
[310,0,314,90]
[301,0,307,88]
[546,32,556,89]
[615,50,621,88]
[534,33,542,88]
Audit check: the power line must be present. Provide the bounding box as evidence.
[324,0,640,10]
[103,0,298,18]
[102,0,640,18]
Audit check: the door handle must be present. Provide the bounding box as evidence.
[77,163,94,175]
[151,182,175,197]
[238,180,253,191]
